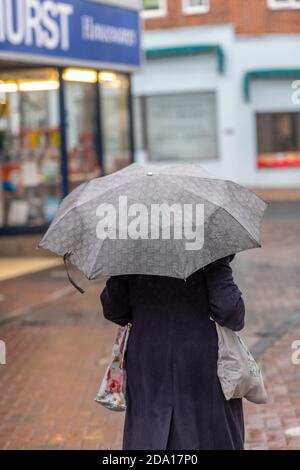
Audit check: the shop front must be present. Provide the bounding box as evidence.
[0,0,141,237]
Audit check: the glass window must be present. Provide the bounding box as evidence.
[142,0,167,17]
[0,68,61,227]
[136,92,218,162]
[0,67,132,230]
[256,112,300,168]
[268,0,300,9]
[182,0,210,14]
[63,68,101,192]
[99,72,131,174]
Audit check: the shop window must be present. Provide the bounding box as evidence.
[0,67,132,230]
[268,0,300,9]
[142,0,167,18]
[182,0,210,15]
[99,72,131,174]
[0,68,61,228]
[256,112,300,168]
[63,68,101,191]
[135,92,218,162]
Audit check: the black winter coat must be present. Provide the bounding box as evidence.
[100,256,245,450]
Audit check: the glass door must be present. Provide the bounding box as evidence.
[63,68,101,192]
[99,72,131,174]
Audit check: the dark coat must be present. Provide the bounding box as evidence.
[100,256,245,450]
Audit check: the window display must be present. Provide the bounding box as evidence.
[0,68,61,228]
[256,112,300,168]
[0,67,132,232]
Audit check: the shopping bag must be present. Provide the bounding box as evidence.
[95,323,131,412]
[214,321,267,404]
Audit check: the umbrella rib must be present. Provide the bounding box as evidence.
[49,175,143,231]
[86,187,261,281]
[85,177,155,279]
[177,203,260,279]
[47,181,90,229]
[167,177,265,244]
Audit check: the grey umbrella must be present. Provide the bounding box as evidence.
[38,163,268,289]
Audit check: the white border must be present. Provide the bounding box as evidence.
[268,0,300,10]
[182,0,209,15]
[141,0,167,18]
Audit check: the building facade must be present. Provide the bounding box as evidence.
[0,0,141,241]
[133,0,300,187]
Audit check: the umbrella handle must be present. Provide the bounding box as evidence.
[63,253,85,294]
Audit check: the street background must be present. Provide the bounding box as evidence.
[1,195,300,450]
[1,0,300,451]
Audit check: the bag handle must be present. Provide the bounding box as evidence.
[63,253,85,294]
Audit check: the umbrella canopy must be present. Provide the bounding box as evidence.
[38,163,268,282]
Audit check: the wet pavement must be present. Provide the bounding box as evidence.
[0,202,300,450]
[0,276,124,450]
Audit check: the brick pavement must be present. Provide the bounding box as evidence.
[245,327,300,450]
[0,204,300,450]
[252,188,300,202]
[0,265,74,324]
[234,215,300,334]
[1,291,300,450]
[0,282,125,450]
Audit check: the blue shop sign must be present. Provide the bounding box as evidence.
[0,0,141,70]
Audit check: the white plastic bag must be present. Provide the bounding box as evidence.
[214,322,267,404]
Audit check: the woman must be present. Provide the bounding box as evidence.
[100,255,245,450]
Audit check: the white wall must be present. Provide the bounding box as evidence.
[133,25,300,187]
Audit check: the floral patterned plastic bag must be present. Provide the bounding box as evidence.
[95,323,131,412]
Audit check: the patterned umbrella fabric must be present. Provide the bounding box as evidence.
[38,163,268,283]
